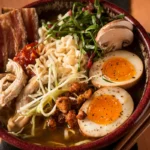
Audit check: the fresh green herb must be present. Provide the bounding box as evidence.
[108,14,125,22]
[94,0,104,19]
[115,14,125,19]
[42,0,121,68]
[102,75,114,83]
[43,0,106,57]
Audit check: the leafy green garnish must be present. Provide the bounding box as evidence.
[43,0,106,57]
[115,14,125,19]
[102,75,114,83]
[94,0,104,19]
[41,0,123,69]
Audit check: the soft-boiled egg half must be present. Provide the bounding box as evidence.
[89,50,143,89]
[78,87,134,137]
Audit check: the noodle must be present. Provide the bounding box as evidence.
[28,34,88,86]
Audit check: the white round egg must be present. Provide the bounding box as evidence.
[89,50,143,89]
[78,87,134,138]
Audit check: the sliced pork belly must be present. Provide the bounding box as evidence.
[0,18,8,70]
[7,76,39,132]
[0,59,27,108]
[21,8,39,42]
[2,7,39,43]
[9,9,27,53]
[0,14,16,60]
[0,9,27,70]
[0,8,39,70]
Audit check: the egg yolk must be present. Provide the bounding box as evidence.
[102,57,136,81]
[87,94,122,125]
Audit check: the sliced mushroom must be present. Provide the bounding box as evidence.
[97,19,133,37]
[96,28,134,53]
[0,59,27,108]
[96,19,134,53]
[7,76,39,132]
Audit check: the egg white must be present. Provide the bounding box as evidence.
[89,50,143,89]
[78,87,134,138]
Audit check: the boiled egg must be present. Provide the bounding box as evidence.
[89,50,143,89]
[78,87,134,138]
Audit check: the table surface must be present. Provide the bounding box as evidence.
[0,0,150,150]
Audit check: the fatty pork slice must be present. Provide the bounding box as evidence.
[2,8,39,43]
[9,9,27,53]
[21,8,39,42]
[7,76,39,132]
[0,59,27,108]
[0,9,27,70]
[0,18,9,71]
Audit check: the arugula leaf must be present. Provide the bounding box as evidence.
[94,0,104,19]
[44,0,113,62]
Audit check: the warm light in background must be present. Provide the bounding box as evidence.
[131,0,150,32]
[0,0,35,8]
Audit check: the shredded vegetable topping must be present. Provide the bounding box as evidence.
[17,35,88,117]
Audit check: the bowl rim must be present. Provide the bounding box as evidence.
[0,0,150,149]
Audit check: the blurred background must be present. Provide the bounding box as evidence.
[0,0,150,150]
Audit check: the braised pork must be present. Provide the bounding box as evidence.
[2,7,39,43]
[0,18,9,70]
[47,117,57,130]
[77,89,92,105]
[21,8,39,42]
[56,97,71,113]
[76,110,87,120]
[65,110,78,129]
[0,10,27,70]
[9,9,27,53]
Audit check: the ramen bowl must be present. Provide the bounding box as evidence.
[0,0,150,149]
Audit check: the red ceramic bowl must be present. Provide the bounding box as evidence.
[0,0,150,149]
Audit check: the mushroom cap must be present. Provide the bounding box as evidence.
[97,19,133,37]
[96,28,134,53]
